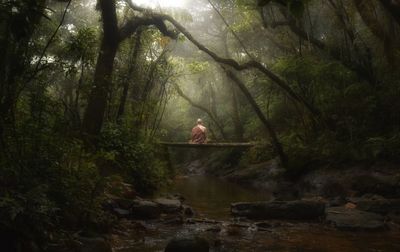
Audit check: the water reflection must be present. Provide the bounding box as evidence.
[162,175,272,219]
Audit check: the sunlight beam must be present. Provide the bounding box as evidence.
[132,0,187,8]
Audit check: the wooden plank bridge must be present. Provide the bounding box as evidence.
[160,142,254,148]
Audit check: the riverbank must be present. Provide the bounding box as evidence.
[106,174,400,252]
[56,154,400,252]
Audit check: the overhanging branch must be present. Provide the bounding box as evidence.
[174,84,226,140]
[126,0,320,118]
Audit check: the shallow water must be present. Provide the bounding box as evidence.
[114,175,400,252]
[163,175,272,219]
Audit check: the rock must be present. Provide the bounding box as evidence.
[114,198,134,209]
[165,235,209,252]
[206,226,221,233]
[388,213,400,223]
[163,216,184,225]
[356,199,400,215]
[102,199,119,212]
[226,225,242,236]
[320,180,347,198]
[183,205,195,217]
[328,196,346,207]
[345,202,357,209]
[172,193,185,202]
[351,175,400,198]
[131,200,161,219]
[273,182,299,201]
[77,236,112,252]
[326,207,385,231]
[255,222,272,229]
[112,208,130,218]
[231,200,325,220]
[154,198,182,213]
[107,180,136,199]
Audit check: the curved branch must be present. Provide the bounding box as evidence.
[126,1,320,118]
[224,67,288,167]
[174,84,227,140]
[119,16,178,41]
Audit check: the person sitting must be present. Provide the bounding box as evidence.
[191,118,207,144]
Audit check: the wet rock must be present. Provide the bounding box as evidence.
[102,199,119,212]
[231,200,325,220]
[226,224,242,236]
[273,181,300,201]
[76,236,112,252]
[255,222,272,229]
[107,180,136,199]
[163,216,184,225]
[328,196,346,207]
[131,200,161,219]
[206,225,221,233]
[165,235,209,252]
[154,198,182,213]
[183,205,195,217]
[320,180,347,198]
[356,199,400,215]
[388,213,400,223]
[172,193,185,202]
[326,206,385,231]
[112,208,130,218]
[114,198,134,209]
[351,175,400,198]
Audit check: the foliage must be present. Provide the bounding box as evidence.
[99,124,170,194]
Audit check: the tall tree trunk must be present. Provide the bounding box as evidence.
[82,0,119,144]
[224,68,288,167]
[116,30,142,122]
[82,38,118,142]
[230,82,244,141]
[0,0,47,145]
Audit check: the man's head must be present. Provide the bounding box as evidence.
[197,118,203,125]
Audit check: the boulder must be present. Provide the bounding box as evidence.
[231,200,325,220]
[165,235,209,252]
[154,198,182,213]
[131,200,161,219]
[112,208,130,218]
[356,199,400,215]
[114,198,134,210]
[77,236,112,252]
[351,175,400,198]
[328,196,346,207]
[183,205,195,217]
[326,207,385,231]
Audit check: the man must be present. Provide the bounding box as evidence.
[191,118,207,144]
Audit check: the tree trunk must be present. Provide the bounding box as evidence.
[116,31,142,122]
[82,0,119,144]
[224,68,288,167]
[230,82,244,141]
[82,38,118,142]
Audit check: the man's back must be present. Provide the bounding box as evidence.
[191,125,207,144]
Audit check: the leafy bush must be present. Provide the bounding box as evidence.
[99,123,170,194]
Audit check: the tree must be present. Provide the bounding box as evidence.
[81,0,178,145]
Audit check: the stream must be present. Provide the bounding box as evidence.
[113,175,400,252]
